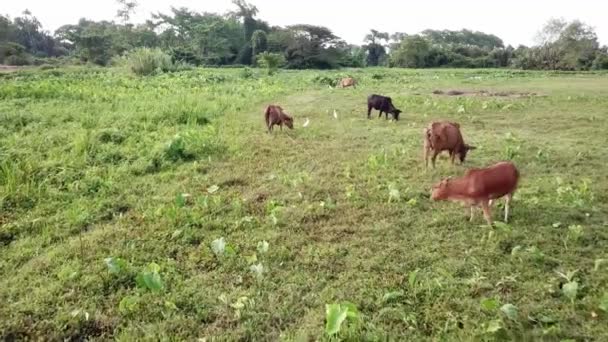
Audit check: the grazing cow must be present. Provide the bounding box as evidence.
[431,161,520,225]
[367,94,402,120]
[339,77,357,88]
[424,121,476,169]
[264,105,294,133]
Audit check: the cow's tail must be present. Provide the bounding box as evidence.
[264,105,271,126]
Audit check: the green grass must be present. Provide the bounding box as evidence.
[1,66,608,340]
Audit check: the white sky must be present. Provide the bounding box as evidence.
[4,0,608,46]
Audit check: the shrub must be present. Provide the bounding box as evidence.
[4,54,33,66]
[256,52,285,75]
[126,48,173,76]
[312,75,337,87]
[592,53,608,70]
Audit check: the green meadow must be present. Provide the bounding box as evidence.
[1,67,607,340]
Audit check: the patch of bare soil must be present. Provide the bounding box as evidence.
[432,89,539,98]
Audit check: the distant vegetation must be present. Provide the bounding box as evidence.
[2,1,607,71]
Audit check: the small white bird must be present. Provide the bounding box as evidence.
[333,109,338,119]
[303,118,310,127]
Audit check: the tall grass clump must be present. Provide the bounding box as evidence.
[126,48,173,76]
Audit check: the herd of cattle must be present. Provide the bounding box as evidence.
[263,77,520,226]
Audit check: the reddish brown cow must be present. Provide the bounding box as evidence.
[424,121,475,168]
[339,77,357,88]
[264,105,294,133]
[431,161,520,225]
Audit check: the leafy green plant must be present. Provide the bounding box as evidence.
[249,263,264,280]
[556,270,579,304]
[104,257,128,275]
[481,298,500,311]
[257,240,269,254]
[500,304,519,321]
[564,225,584,249]
[555,177,594,207]
[325,302,360,336]
[135,262,164,292]
[599,293,608,312]
[256,52,285,75]
[126,48,173,76]
[119,295,140,314]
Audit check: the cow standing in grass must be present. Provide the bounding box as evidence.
[264,105,294,133]
[431,161,520,225]
[424,121,476,168]
[367,94,402,120]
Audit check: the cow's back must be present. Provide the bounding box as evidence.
[467,162,519,199]
[427,121,463,150]
[341,77,356,87]
[265,105,283,124]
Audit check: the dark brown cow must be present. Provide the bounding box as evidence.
[264,105,294,133]
[431,161,520,225]
[367,94,402,120]
[424,121,475,168]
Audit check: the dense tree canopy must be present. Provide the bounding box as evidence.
[1,4,606,70]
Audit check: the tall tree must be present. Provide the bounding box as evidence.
[116,0,139,24]
[364,29,389,66]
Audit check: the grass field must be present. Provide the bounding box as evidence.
[1,67,608,341]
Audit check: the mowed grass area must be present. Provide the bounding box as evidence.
[1,67,607,340]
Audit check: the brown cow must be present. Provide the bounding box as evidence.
[264,105,294,133]
[339,77,357,88]
[424,121,475,168]
[431,161,520,225]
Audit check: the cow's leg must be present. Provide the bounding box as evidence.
[280,123,283,131]
[378,110,383,118]
[367,106,372,119]
[431,150,440,169]
[424,146,430,169]
[450,150,456,164]
[504,193,513,223]
[481,201,493,226]
[469,205,478,222]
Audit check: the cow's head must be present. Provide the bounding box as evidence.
[431,178,451,200]
[283,115,294,129]
[391,109,402,121]
[458,144,476,162]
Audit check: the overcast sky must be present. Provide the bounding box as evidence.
[4,0,608,46]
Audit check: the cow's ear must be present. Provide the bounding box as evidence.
[466,144,477,150]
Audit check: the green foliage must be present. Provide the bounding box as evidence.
[500,303,519,321]
[126,47,173,76]
[325,302,360,336]
[256,52,285,75]
[481,298,500,311]
[105,257,128,274]
[390,35,431,68]
[119,295,140,314]
[599,293,608,312]
[135,262,164,292]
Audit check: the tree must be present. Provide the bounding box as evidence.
[284,24,344,69]
[390,35,431,68]
[116,0,139,24]
[364,29,389,66]
[527,18,600,70]
[251,29,267,62]
[153,8,245,65]
[230,0,259,40]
